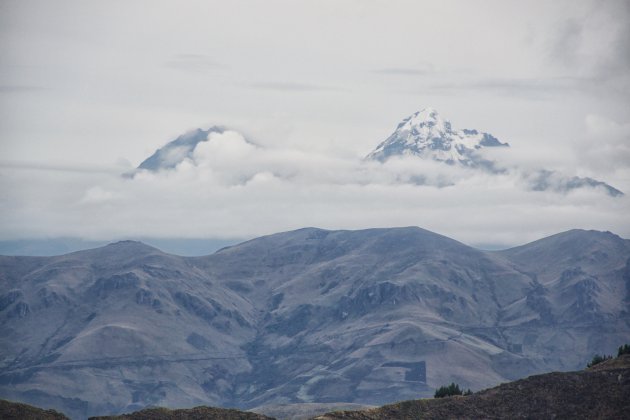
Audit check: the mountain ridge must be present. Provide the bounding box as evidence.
[6,226,618,259]
[1,226,629,419]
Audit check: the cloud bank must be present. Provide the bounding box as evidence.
[1,1,628,249]
[1,128,628,249]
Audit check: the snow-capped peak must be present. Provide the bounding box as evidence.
[366,107,508,170]
[397,107,451,134]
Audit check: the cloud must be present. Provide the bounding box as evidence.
[547,0,630,82]
[0,160,123,174]
[423,77,585,99]
[373,65,435,76]
[0,85,45,93]
[192,131,257,165]
[80,186,117,204]
[578,114,630,173]
[164,54,222,72]
[137,129,482,188]
[549,18,584,69]
[11,164,630,248]
[3,133,627,248]
[245,82,347,92]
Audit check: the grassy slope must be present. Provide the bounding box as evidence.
[0,399,70,420]
[315,355,630,420]
[88,406,274,420]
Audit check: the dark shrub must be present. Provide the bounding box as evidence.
[434,382,465,398]
[587,354,612,368]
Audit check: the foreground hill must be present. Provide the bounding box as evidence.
[90,406,273,420]
[1,227,629,418]
[251,403,374,420]
[0,400,270,420]
[6,355,628,419]
[316,354,630,419]
[0,399,69,420]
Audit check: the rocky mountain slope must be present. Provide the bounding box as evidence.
[1,228,629,419]
[316,354,630,419]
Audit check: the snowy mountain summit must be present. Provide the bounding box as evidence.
[366,107,508,169]
[137,126,226,171]
[365,107,622,196]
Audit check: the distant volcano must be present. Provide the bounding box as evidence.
[366,107,622,197]
[366,107,508,171]
[137,126,228,171]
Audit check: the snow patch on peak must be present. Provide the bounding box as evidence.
[398,107,451,134]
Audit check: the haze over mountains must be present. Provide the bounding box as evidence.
[1,227,629,419]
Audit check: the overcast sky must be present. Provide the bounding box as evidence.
[1,0,629,248]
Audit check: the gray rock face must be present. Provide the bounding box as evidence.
[1,228,629,419]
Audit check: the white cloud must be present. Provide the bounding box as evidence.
[161,145,192,168]
[192,131,257,166]
[547,0,630,81]
[579,114,630,173]
[2,136,628,248]
[80,186,117,204]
